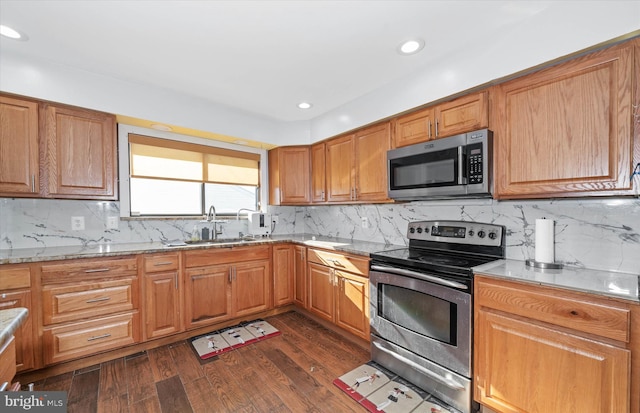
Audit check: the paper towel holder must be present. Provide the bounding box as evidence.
[525,259,563,269]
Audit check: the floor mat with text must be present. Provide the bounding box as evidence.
[190,319,280,360]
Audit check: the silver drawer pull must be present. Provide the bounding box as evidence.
[87,333,111,342]
[154,261,173,266]
[332,259,344,267]
[86,297,111,304]
[0,382,8,392]
[84,268,110,273]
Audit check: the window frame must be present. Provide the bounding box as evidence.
[118,124,268,219]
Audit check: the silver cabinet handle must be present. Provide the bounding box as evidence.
[86,297,111,304]
[175,272,178,290]
[31,175,36,193]
[371,265,468,290]
[435,118,439,137]
[87,333,111,342]
[372,341,465,391]
[229,267,233,283]
[84,268,110,273]
[427,119,432,139]
[0,382,8,392]
[332,259,344,267]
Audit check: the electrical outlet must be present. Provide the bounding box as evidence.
[106,216,119,230]
[361,217,369,228]
[71,216,85,231]
[272,215,279,224]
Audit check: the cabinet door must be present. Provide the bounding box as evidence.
[311,142,326,202]
[393,106,435,148]
[0,290,34,372]
[307,262,334,322]
[293,245,307,308]
[434,91,488,138]
[354,122,391,202]
[475,308,630,413]
[144,271,181,339]
[184,265,232,329]
[41,103,117,199]
[0,95,39,196]
[493,42,635,198]
[272,245,294,307]
[268,146,310,205]
[232,259,271,317]
[325,134,355,202]
[335,270,369,340]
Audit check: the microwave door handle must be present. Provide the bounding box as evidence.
[371,265,468,290]
[372,341,466,391]
[457,146,466,185]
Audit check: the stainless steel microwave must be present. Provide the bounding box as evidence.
[387,129,493,200]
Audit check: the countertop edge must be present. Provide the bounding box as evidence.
[0,308,29,349]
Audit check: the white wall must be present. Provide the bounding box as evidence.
[1,2,638,146]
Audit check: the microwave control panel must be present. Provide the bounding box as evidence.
[467,143,483,184]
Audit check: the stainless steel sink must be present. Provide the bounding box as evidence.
[184,238,259,246]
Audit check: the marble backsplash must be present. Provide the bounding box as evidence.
[1,197,639,274]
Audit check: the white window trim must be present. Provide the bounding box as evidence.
[117,124,269,218]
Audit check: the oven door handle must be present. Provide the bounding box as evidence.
[371,265,468,290]
[372,341,466,391]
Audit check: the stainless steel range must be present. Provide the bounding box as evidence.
[369,220,505,413]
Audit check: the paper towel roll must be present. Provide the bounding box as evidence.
[534,219,555,263]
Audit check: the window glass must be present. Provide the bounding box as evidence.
[130,178,202,216]
[204,183,258,215]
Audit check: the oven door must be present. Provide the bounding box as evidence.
[369,265,472,377]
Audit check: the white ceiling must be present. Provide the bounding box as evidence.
[1,0,639,129]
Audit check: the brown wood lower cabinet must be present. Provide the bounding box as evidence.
[272,244,295,307]
[184,246,272,330]
[293,245,307,308]
[474,275,638,413]
[306,248,370,340]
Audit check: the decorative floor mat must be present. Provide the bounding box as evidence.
[190,319,280,360]
[333,361,461,413]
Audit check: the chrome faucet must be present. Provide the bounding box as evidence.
[206,205,223,240]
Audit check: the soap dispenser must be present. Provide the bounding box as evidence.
[191,225,200,241]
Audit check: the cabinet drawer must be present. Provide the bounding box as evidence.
[307,248,369,277]
[41,256,137,283]
[43,312,139,365]
[0,266,31,290]
[143,253,179,273]
[475,277,631,342]
[0,336,16,387]
[185,245,270,268]
[42,277,138,325]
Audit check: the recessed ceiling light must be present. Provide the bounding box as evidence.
[297,102,312,109]
[398,39,424,55]
[150,123,172,131]
[0,25,28,41]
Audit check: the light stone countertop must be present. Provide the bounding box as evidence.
[473,259,640,303]
[0,308,29,350]
[0,234,402,265]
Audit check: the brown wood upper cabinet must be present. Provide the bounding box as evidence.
[493,39,638,199]
[310,142,326,202]
[268,145,310,205]
[40,103,117,199]
[0,93,118,200]
[393,91,488,148]
[0,95,40,196]
[325,121,392,203]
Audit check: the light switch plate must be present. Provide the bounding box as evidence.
[106,216,119,230]
[71,216,85,231]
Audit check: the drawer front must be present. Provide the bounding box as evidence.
[0,266,31,290]
[306,248,369,276]
[42,278,138,325]
[43,312,139,365]
[41,256,137,283]
[185,245,270,268]
[143,253,179,273]
[475,276,631,342]
[0,336,16,387]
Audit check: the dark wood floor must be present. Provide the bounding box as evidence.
[26,311,370,413]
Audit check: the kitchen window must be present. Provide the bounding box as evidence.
[118,127,266,218]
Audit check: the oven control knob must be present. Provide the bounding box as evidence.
[409,227,415,234]
[416,227,423,234]
[477,230,486,238]
[468,230,474,237]
[488,231,497,240]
